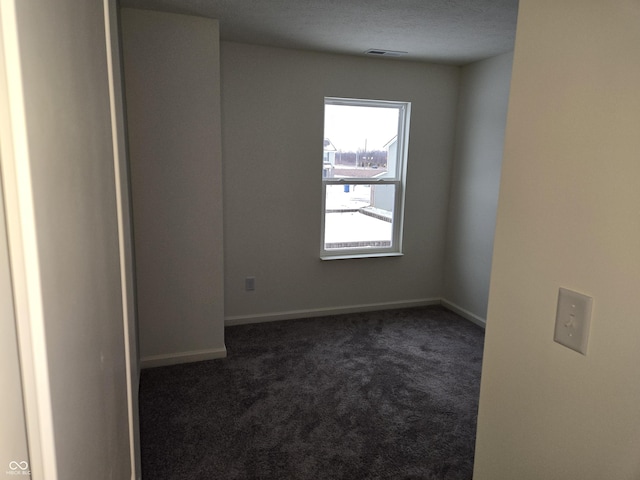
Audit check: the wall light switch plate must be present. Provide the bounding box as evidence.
[554,287,593,355]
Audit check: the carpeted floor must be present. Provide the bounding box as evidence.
[139,306,485,479]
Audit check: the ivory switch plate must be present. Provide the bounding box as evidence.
[554,287,593,355]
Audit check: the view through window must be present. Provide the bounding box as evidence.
[321,97,410,258]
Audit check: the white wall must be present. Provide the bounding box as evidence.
[0,0,131,478]
[474,1,640,478]
[0,175,30,477]
[442,52,513,325]
[104,1,142,476]
[221,42,459,322]
[121,9,226,366]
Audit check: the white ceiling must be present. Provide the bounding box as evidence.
[120,0,519,65]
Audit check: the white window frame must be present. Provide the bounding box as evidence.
[320,97,411,260]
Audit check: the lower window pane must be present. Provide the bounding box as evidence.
[324,184,395,250]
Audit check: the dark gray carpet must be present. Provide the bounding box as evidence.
[140,306,485,479]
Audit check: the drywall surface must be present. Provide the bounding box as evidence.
[121,9,225,364]
[442,52,513,324]
[105,0,142,476]
[221,42,459,319]
[0,0,131,477]
[474,1,640,479]
[0,176,30,479]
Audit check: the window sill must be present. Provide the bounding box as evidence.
[320,252,404,261]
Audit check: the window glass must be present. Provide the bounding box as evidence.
[321,98,410,258]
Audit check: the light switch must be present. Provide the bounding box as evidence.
[554,287,593,355]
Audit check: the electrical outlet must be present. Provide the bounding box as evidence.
[554,287,593,355]
[245,276,255,292]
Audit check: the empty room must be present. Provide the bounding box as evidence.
[1,1,639,480]
[119,0,514,477]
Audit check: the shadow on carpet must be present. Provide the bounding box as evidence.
[139,306,485,479]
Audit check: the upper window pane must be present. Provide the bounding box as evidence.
[323,100,404,180]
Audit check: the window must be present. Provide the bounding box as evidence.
[321,97,410,259]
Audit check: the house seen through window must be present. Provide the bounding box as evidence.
[321,97,410,258]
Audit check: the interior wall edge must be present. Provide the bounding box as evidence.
[440,298,486,329]
[140,347,228,369]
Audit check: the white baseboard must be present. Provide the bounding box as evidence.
[139,300,481,369]
[140,346,227,369]
[440,299,486,329]
[224,298,441,326]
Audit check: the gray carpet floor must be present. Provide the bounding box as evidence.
[139,305,485,479]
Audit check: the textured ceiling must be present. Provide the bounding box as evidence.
[120,0,519,65]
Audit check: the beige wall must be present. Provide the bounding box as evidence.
[0,0,131,477]
[221,42,459,322]
[474,1,640,478]
[443,52,513,325]
[121,9,226,366]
